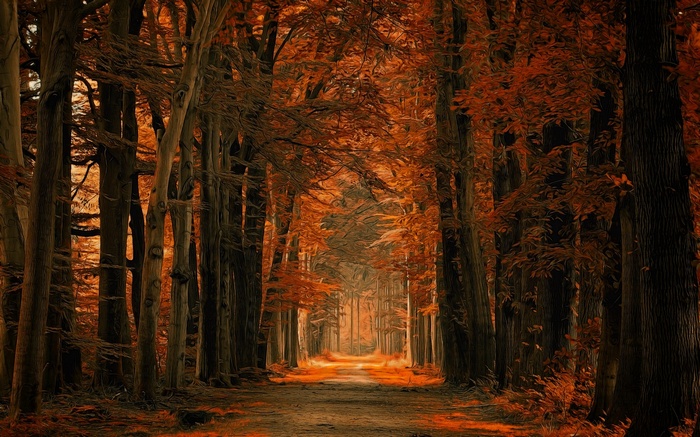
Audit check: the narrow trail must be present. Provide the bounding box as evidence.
[2,354,537,436]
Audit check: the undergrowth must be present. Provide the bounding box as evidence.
[492,370,628,437]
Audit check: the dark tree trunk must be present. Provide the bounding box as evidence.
[286,308,299,367]
[603,192,642,425]
[433,0,471,386]
[624,0,700,434]
[187,235,199,336]
[231,140,253,369]
[261,184,295,366]
[44,83,77,394]
[0,0,27,394]
[492,131,522,390]
[584,81,621,421]
[95,0,133,387]
[578,82,617,379]
[10,2,81,418]
[126,0,147,332]
[623,0,700,436]
[513,149,545,386]
[129,174,145,331]
[286,232,300,368]
[197,110,221,383]
[537,122,575,371]
[587,204,622,421]
[218,125,233,383]
[245,157,268,369]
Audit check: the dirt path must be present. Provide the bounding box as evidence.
[1,353,537,436]
[177,354,534,436]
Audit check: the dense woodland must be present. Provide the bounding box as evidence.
[1,0,700,435]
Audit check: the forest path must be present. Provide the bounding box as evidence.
[1,354,536,437]
[185,353,535,437]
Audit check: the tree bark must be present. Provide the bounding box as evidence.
[492,130,521,389]
[537,122,575,371]
[0,0,27,393]
[164,91,198,389]
[231,143,253,368]
[592,196,641,424]
[187,234,199,336]
[197,106,222,383]
[623,2,699,434]
[578,81,617,378]
[218,126,233,381]
[245,157,268,369]
[10,1,82,417]
[584,81,621,421]
[125,0,146,333]
[262,182,296,366]
[95,0,133,388]
[44,82,78,394]
[433,0,471,378]
[135,0,221,399]
[513,148,545,386]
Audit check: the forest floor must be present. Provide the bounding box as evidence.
[0,353,542,436]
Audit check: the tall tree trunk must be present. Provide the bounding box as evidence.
[434,0,480,384]
[245,157,268,369]
[286,229,300,367]
[584,82,621,421]
[578,82,617,377]
[95,0,133,388]
[231,148,252,369]
[126,0,147,333]
[623,2,699,434]
[135,0,221,399]
[262,181,296,366]
[588,203,624,422]
[10,1,82,417]
[218,128,234,381]
[197,108,221,383]
[164,94,198,389]
[492,130,522,389]
[537,122,575,371]
[44,82,78,394]
[513,148,544,386]
[603,194,644,425]
[0,0,27,393]
[187,234,199,336]
[405,272,413,364]
[286,308,298,367]
[234,0,278,370]
[350,292,354,354]
[485,0,522,391]
[129,174,145,331]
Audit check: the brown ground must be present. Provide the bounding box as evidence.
[0,353,537,436]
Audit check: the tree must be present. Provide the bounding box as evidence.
[10,0,106,418]
[0,0,27,393]
[135,0,227,400]
[95,0,134,388]
[623,0,700,434]
[433,0,472,385]
[433,0,494,384]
